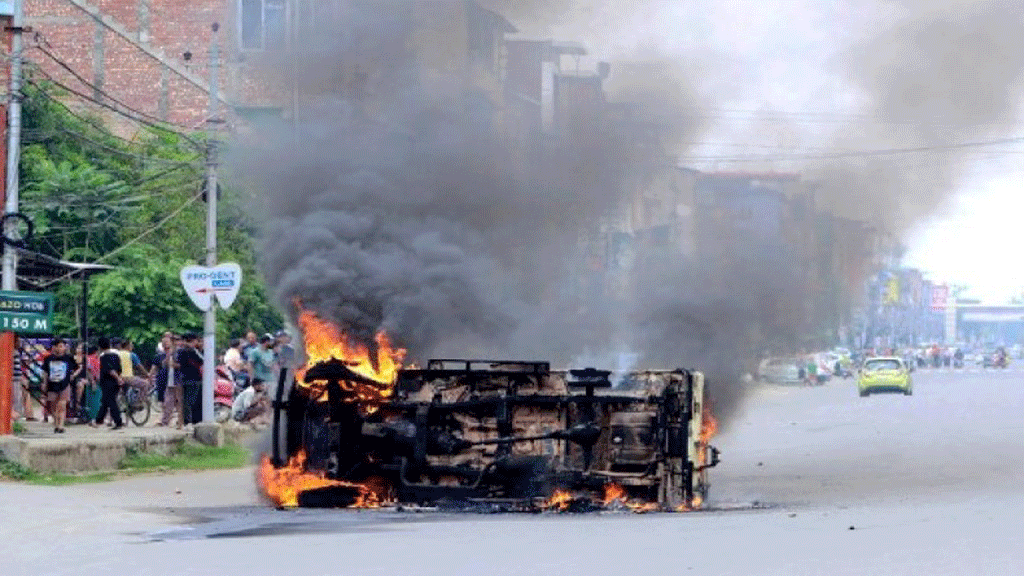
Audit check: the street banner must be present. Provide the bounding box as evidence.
[180,263,243,311]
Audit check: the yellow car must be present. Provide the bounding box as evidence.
[857,357,913,397]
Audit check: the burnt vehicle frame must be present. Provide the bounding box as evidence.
[269,358,719,509]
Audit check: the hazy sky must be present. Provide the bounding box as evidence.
[525,0,1023,304]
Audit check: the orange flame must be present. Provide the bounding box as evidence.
[543,489,574,511]
[602,483,661,513]
[258,309,405,509]
[696,404,718,469]
[700,405,719,446]
[258,451,387,508]
[295,309,406,412]
[602,483,628,505]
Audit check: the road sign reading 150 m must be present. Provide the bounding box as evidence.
[0,291,54,334]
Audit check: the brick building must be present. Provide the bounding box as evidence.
[24,0,519,131]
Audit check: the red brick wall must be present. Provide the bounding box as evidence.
[24,0,285,130]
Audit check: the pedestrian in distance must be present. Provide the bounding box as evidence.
[176,333,204,426]
[117,338,152,397]
[223,338,249,389]
[247,333,277,387]
[240,330,259,364]
[12,335,34,422]
[41,338,78,434]
[154,332,183,428]
[92,337,124,430]
[275,330,296,373]
[70,341,91,422]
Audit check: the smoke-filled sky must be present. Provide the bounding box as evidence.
[240,0,1024,427]
[522,0,1024,302]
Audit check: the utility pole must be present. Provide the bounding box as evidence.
[0,0,23,435]
[201,24,220,423]
[2,0,22,292]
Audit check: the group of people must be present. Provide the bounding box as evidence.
[12,328,298,433]
[14,336,152,432]
[220,330,296,425]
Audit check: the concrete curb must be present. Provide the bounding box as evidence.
[0,429,188,474]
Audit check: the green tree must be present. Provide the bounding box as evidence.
[19,81,283,355]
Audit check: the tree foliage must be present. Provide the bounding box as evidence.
[18,82,282,356]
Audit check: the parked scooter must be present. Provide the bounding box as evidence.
[214,365,235,423]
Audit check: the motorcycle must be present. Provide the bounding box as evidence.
[214,365,235,423]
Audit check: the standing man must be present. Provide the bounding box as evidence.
[275,330,296,373]
[240,331,259,363]
[247,334,277,387]
[41,338,77,433]
[92,337,124,430]
[176,333,204,426]
[152,332,178,427]
[223,338,248,388]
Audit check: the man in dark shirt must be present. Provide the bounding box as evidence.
[175,333,204,425]
[93,336,124,430]
[41,338,78,433]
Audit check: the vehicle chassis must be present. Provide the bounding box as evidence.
[270,359,719,509]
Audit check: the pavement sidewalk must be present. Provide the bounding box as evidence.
[1,419,189,474]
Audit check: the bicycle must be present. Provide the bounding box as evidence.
[118,383,152,427]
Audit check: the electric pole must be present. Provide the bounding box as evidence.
[0,0,23,435]
[201,24,220,423]
[2,0,23,292]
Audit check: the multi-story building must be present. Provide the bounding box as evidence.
[25,0,515,129]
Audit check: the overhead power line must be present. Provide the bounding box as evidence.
[21,81,203,167]
[23,60,205,151]
[39,187,206,288]
[678,135,1024,162]
[31,39,192,131]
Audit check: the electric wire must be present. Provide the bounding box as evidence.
[31,39,193,131]
[39,187,206,288]
[678,134,1024,162]
[23,60,205,151]
[21,82,203,167]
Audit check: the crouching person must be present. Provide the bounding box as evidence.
[232,378,269,426]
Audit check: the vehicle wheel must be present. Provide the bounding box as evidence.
[904,390,913,396]
[124,388,151,427]
[214,405,232,424]
[859,390,869,397]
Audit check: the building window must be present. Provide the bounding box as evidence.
[239,0,286,51]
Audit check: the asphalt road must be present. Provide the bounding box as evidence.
[3,367,1021,576]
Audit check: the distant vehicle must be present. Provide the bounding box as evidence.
[982,349,1009,369]
[757,357,804,385]
[825,351,853,378]
[857,357,913,397]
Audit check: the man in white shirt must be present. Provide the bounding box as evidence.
[232,378,268,424]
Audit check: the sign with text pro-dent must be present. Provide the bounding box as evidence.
[180,263,243,311]
[0,291,55,334]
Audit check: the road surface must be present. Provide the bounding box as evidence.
[3,367,1021,576]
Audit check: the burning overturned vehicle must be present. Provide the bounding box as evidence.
[259,312,720,512]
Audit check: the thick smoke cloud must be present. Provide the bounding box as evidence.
[815,0,1024,232]
[246,2,648,361]
[240,0,1024,431]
